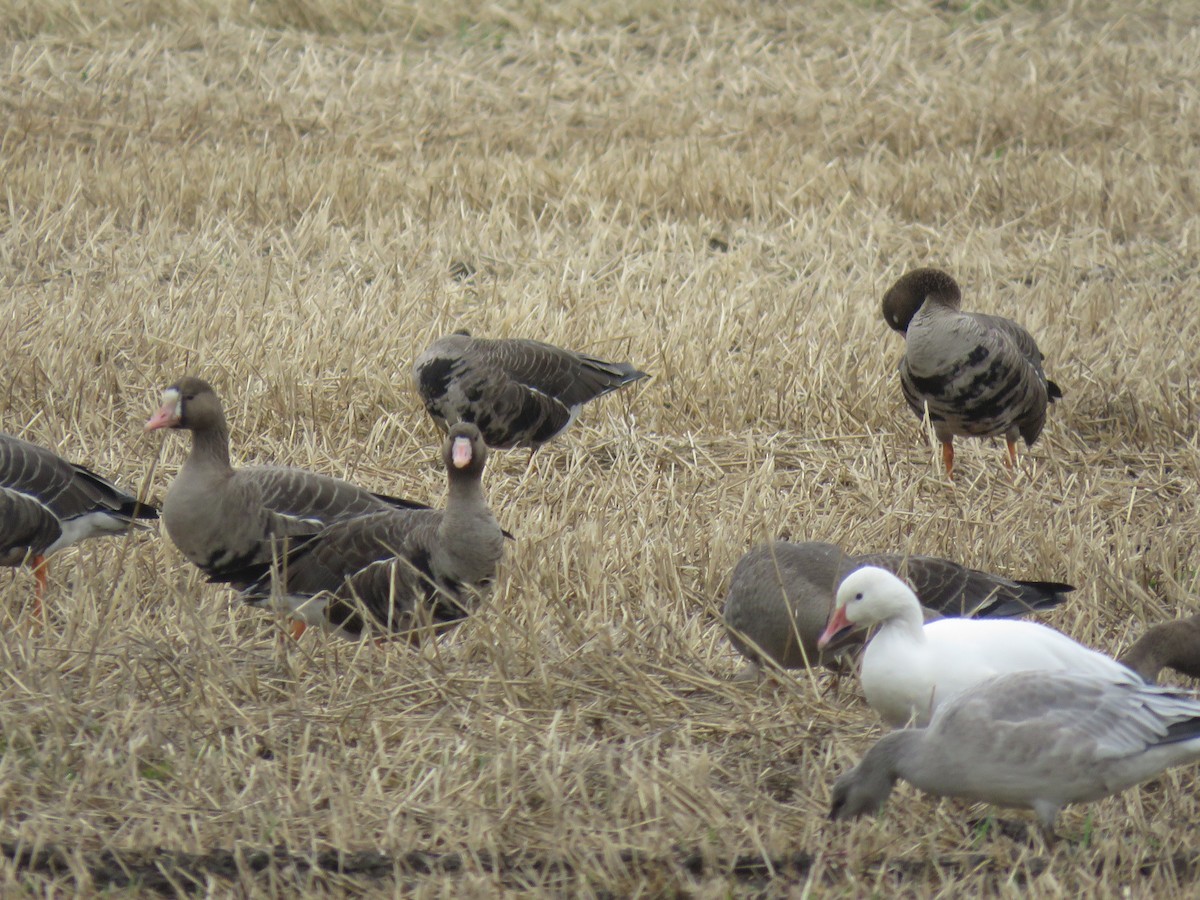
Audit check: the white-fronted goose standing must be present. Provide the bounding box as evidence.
[0,432,158,610]
[830,670,1200,838]
[723,541,1073,678]
[230,422,504,641]
[145,377,429,636]
[817,567,1136,727]
[1119,613,1200,683]
[881,268,1061,478]
[413,332,649,450]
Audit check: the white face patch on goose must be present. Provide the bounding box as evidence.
[451,436,473,468]
[161,388,182,419]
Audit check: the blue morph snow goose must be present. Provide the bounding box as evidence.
[817,567,1136,727]
[881,268,1061,477]
[0,432,158,606]
[830,670,1200,838]
[722,541,1072,677]
[229,422,504,641]
[413,332,649,450]
[145,376,429,636]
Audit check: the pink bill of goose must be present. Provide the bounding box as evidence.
[881,268,1061,478]
[413,332,649,450]
[830,670,1200,838]
[723,541,1073,679]
[817,566,1137,727]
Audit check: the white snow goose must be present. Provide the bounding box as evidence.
[881,268,1061,478]
[0,432,158,611]
[817,566,1137,727]
[145,376,431,636]
[830,670,1200,838]
[225,422,504,641]
[723,541,1073,678]
[413,332,649,450]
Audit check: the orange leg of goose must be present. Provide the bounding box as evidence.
[288,619,308,640]
[31,554,48,622]
[941,441,955,480]
[1005,440,1019,471]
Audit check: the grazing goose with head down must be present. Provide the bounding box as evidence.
[830,670,1200,838]
[0,432,158,606]
[413,332,649,450]
[817,566,1136,727]
[881,268,1061,478]
[230,422,504,641]
[723,541,1073,678]
[145,376,429,634]
[1119,613,1200,683]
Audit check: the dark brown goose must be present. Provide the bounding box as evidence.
[145,376,428,634]
[0,432,158,604]
[722,541,1072,678]
[413,332,649,450]
[228,423,504,640]
[1119,614,1200,683]
[881,268,1061,478]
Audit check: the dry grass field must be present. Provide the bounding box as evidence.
[2,0,1200,894]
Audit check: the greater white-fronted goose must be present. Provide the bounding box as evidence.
[723,541,1073,678]
[881,268,1061,478]
[1119,613,1200,683]
[413,332,649,450]
[228,422,504,641]
[145,376,429,633]
[0,432,158,604]
[830,670,1200,838]
[817,567,1136,727]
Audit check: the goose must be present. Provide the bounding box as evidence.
[0,432,158,608]
[817,566,1136,727]
[413,332,649,450]
[145,376,430,635]
[723,541,1073,678]
[227,422,504,641]
[829,670,1200,838]
[1119,614,1200,683]
[881,268,1061,478]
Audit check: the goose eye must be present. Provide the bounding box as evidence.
[855,592,863,601]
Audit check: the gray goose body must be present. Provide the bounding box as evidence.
[1120,614,1200,683]
[413,333,649,449]
[0,432,157,569]
[723,541,1072,675]
[146,377,426,584]
[830,670,1200,835]
[882,268,1061,475]
[232,423,504,640]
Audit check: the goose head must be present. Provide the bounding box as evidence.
[817,566,921,649]
[443,422,488,478]
[881,268,962,334]
[145,377,225,433]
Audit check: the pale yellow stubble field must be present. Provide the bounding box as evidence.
[1,0,1199,895]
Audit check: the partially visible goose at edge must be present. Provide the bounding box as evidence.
[1120,613,1200,683]
[1,432,158,608]
[723,541,1073,679]
[817,566,1137,727]
[413,332,649,450]
[881,268,1062,478]
[226,422,504,641]
[145,376,430,635]
[830,670,1200,838]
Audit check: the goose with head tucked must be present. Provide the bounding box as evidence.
[723,541,1073,678]
[881,268,1061,478]
[817,566,1136,727]
[830,670,1200,839]
[1119,613,1200,684]
[413,332,649,451]
[0,432,158,609]
[227,423,504,641]
[145,377,429,634]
